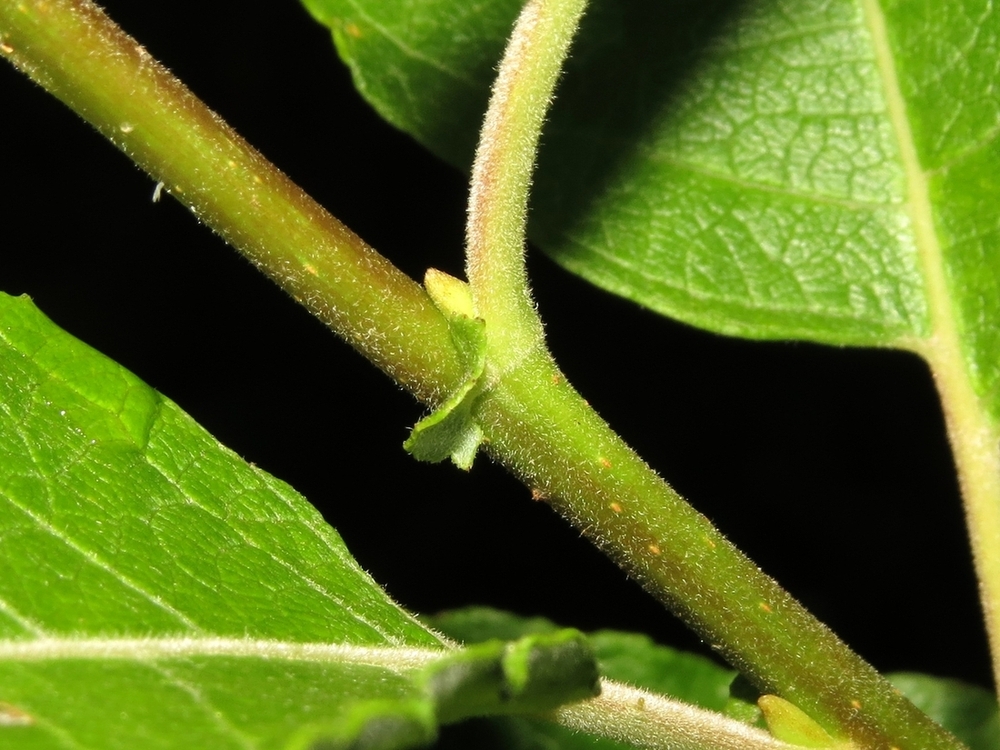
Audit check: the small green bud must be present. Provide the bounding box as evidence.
[758,695,841,748]
[425,268,475,320]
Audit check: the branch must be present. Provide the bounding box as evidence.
[0,0,463,405]
[461,0,965,747]
[0,1,966,748]
[465,0,586,377]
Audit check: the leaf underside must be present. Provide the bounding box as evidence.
[0,294,599,749]
[303,0,1000,416]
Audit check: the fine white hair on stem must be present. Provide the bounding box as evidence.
[465,0,588,376]
[555,680,803,750]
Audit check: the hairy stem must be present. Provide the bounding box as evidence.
[0,1,966,748]
[463,0,962,746]
[465,0,587,377]
[475,350,960,749]
[923,340,1000,691]
[0,0,463,405]
[556,680,800,750]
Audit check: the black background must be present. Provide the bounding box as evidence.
[0,1,990,690]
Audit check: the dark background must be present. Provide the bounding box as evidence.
[0,1,990,689]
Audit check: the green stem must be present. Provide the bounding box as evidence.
[0,1,966,748]
[934,358,1000,687]
[476,350,961,749]
[465,0,587,377]
[0,0,463,406]
[464,0,961,746]
[556,680,800,750]
[923,335,1000,692]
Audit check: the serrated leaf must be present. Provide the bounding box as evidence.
[304,0,1000,412]
[0,294,597,749]
[889,673,999,750]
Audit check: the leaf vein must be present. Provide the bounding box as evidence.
[644,150,903,211]
[153,662,256,750]
[342,0,480,88]
[0,595,47,638]
[3,459,204,634]
[575,229,900,327]
[139,450,400,643]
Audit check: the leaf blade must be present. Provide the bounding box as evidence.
[0,294,598,748]
[0,292,435,646]
[878,0,1000,417]
[305,0,942,347]
[889,672,1000,750]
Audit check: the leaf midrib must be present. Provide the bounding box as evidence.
[862,0,954,347]
[0,637,449,669]
[862,0,1000,687]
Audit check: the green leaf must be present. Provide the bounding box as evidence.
[889,673,1000,750]
[425,631,599,723]
[304,0,999,403]
[299,0,519,172]
[430,607,562,644]
[882,0,1000,414]
[432,607,741,713]
[429,607,761,749]
[404,271,487,469]
[758,695,838,749]
[0,294,597,749]
[436,609,1000,750]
